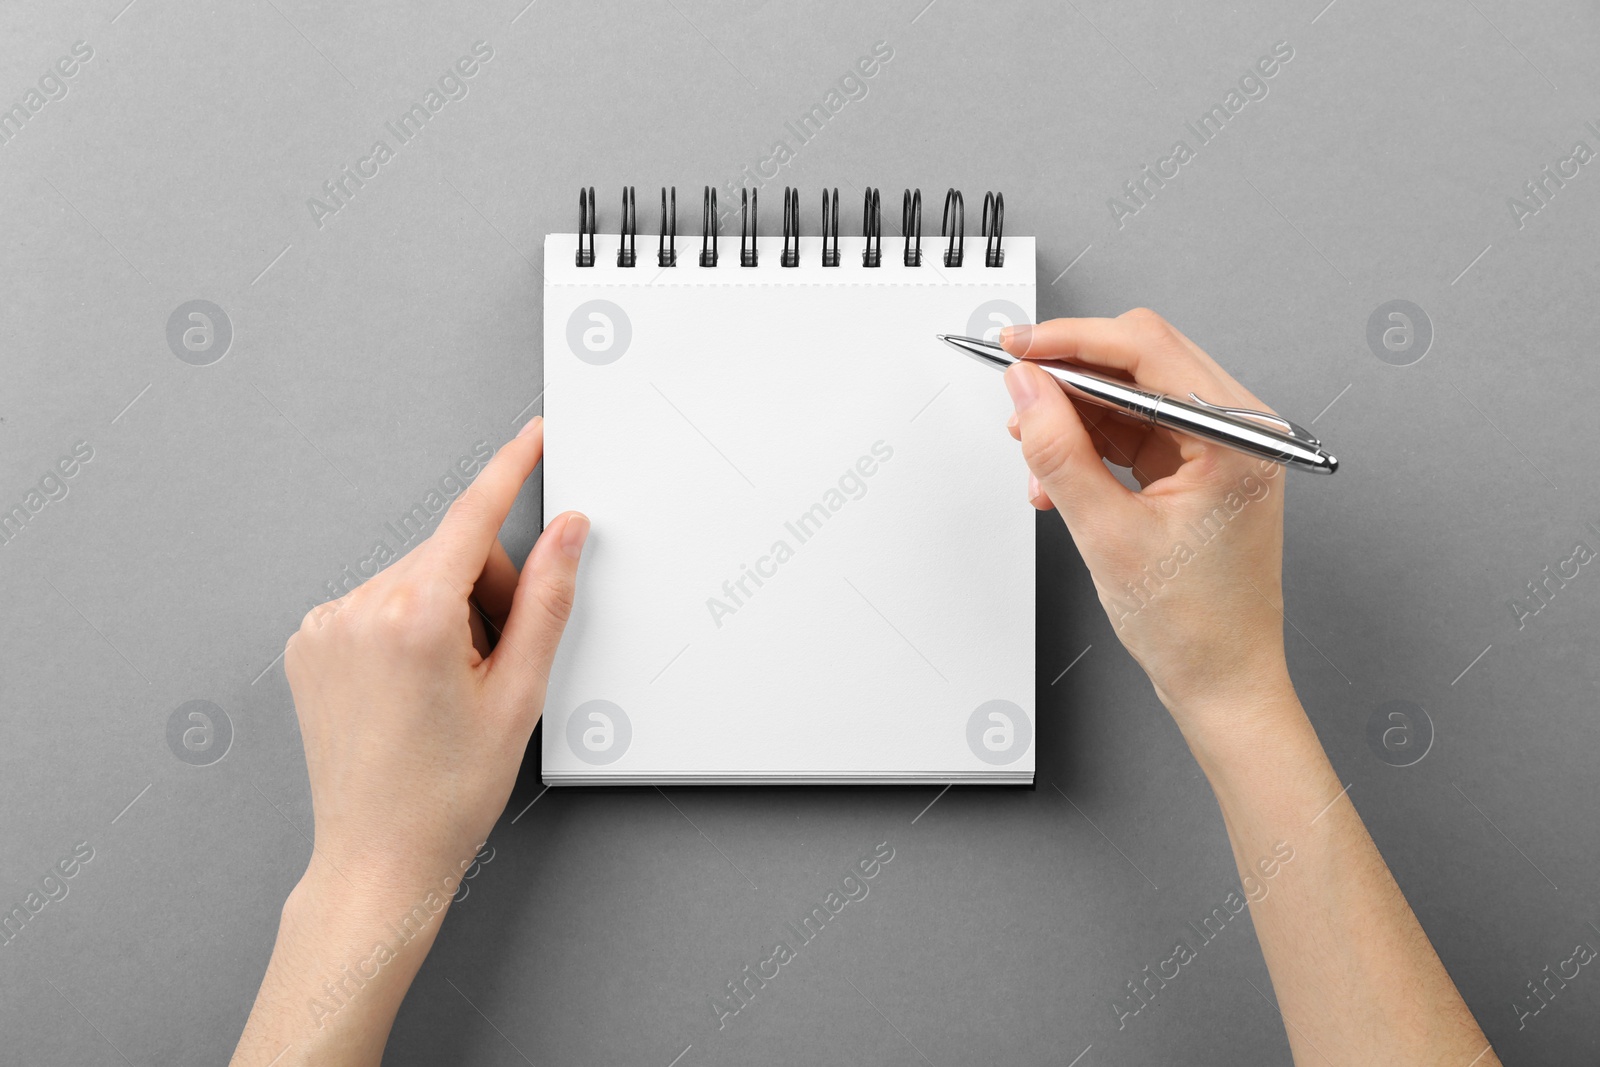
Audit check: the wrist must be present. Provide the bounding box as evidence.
[1164,679,1342,821]
[294,833,485,913]
[1128,616,1292,724]
[1151,632,1291,721]
[1161,669,1314,776]
[287,859,458,943]
[268,865,454,1041]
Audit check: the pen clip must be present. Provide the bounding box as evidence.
[1186,393,1321,448]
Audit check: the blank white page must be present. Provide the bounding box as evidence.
[542,233,1035,784]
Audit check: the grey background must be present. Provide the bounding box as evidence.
[1,0,1596,1063]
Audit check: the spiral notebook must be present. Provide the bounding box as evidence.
[541,186,1036,785]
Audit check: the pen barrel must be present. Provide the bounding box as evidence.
[1036,362,1162,421]
[1151,396,1334,472]
[1033,359,1334,474]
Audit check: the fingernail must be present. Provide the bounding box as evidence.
[1004,364,1040,412]
[517,415,542,439]
[1000,324,1032,353]
[1006,412,1019,433]
[1028,473,1041,501]
[560,513,589,559]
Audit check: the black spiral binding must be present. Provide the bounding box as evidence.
[618,186,637,267]
[575,185,1000,268]
[781,187,800,267]
[821,187,840,267]
[982,191,1004,268]
[740,188,758,267]
[576,186,596,267]
[902,189,922,267]
[659,186,677,267]
[700,186,719,267]
[862,188,881,267]
[941,188,964,268]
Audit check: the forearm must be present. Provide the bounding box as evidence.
[230,867,452,1066]
[1177,681,1496,1066]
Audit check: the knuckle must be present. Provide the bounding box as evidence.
[1120,306,1172,342]
[284,632,315,682]
[298,600,339,637]
[1120,306,1167,328]
[367,583,448,649]
[371,593,413,639]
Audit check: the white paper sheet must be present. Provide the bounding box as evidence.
[542,233,1036,784]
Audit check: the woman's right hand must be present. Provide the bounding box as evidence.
[1000,309,1296,739]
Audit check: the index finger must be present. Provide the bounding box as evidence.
[426,416,544,584]
[1000,310,1253,408]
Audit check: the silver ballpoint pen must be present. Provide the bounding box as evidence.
[937,334,1338,475]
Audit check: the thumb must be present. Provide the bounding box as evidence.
[486,511,589,710]
[1005,362,1143,540]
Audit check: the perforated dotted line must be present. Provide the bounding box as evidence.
[546,280,1038,289]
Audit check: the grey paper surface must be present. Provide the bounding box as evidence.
[2,0,1596,1063]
